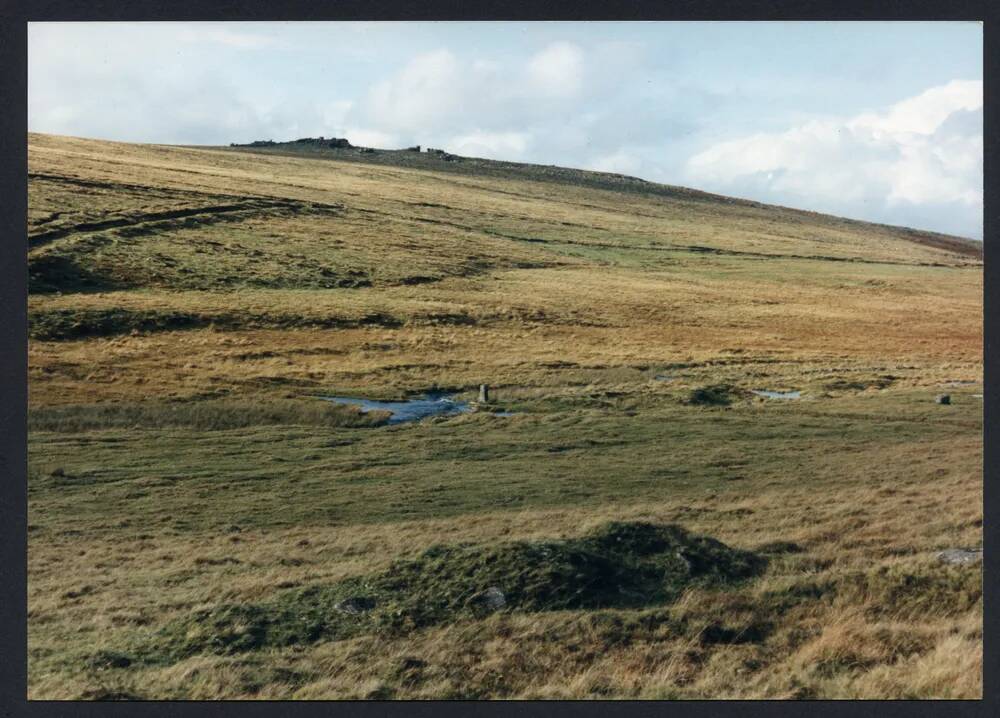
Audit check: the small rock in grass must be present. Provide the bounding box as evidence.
[936,548,982,565]
[936,394,951,405]
[474,586,507,611]
[336,596,376,615]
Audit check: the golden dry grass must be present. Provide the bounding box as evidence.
[27,133,982,700]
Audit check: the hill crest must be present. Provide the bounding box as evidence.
[220,135,982,258]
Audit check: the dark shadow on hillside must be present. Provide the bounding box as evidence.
[28,254,130,294]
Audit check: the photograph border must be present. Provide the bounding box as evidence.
[2,1,996,716]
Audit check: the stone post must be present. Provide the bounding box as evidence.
[478,384,490,403]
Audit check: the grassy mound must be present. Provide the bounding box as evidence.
[142,522,766,662]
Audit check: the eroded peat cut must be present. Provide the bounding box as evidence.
[27,134,982,700]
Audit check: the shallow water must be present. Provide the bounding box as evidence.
[752,390,801,400]
[323,392,472,424]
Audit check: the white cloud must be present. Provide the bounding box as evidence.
[447,131,530,159]
[587,150,642,175]
[177,27,277,50]
[883,115,982,207]
[346,41,593,145]
[526,42,585,97]
[685,80,982,238]
[342,127,399,148]
[848,79,982,135]
[321,100,354,129]
[365,49,463,132]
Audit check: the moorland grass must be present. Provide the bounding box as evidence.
[26,133,982,699]
[134,522,766,664]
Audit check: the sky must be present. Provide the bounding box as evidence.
[28,22,983,239]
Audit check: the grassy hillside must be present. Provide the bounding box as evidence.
[27,133,982,699]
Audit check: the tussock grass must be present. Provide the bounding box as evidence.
[834,563,983,621]
[134,522,765,664]
[28,465,982,698]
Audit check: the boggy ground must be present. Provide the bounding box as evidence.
[27,133,982,699]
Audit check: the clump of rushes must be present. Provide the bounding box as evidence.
[686,384,744,406]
